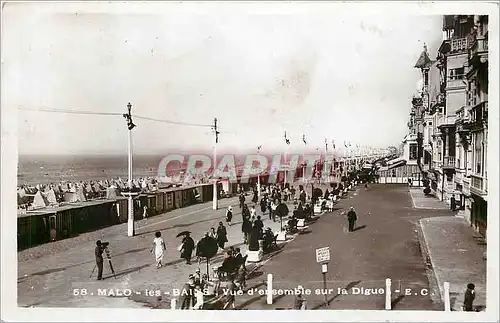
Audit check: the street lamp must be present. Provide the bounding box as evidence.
[121,102,139,237]
[212,118,219,210]
[283,130,290,185]
[257,145,262,198]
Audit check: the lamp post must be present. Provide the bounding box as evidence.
[212,118,219,210]
[324,138,328,184]
[283,131,290,185]
[121,102,139,237]
[257,145,262,198]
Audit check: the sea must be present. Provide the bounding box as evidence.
[17,154,250,186]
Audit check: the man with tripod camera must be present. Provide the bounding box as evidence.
[91,240,115,281]
[95,240,108,280]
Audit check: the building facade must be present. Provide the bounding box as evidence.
[413,15,488,236]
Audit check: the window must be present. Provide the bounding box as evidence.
[449,68,465,80]
[409,144,418,160]
[474,133,483,174]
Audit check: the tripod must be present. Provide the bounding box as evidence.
[90,246,116,279]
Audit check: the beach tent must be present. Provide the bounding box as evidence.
[77,187,87,202]
[32,191,49,208]
[106,187,120,199]
[44,188,58,205]
[64,192,78,203]
[17,188,27,198]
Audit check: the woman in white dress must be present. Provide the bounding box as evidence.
[151,231,166,268]
[327,193,334,212]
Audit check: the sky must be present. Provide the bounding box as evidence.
[3,2,443,155]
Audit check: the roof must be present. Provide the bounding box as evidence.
[414,47,433,69]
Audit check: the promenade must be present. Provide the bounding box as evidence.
[18,186,327,308]
[18,184,487,311]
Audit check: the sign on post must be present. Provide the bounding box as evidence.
[316,247,330,263]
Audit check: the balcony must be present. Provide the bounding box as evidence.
[470,101,488,130]
[470,174,487,195]
[456,107,472,133]
[450,37,470,54]
[443,156,456,169]
[469,38,488,66]
[437,115,457,129]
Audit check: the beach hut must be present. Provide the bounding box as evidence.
[76,187,87,202]
[32,191,48,208]
[44,188,58,205]
[106,187,119,199]
[64,192,78,203]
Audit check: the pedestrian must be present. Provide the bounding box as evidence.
[299,190,306,205]
[451,195,457,211]
[253,215,264,238]
[346,207,357,232]
[216,222,228,250]
[233,247,244,267]
[241,217,252,244]
[151,231,166,269]
[260,197,267,214]
[235,264,247,291]
[223,279,237,310]
[239,193,245,209]
[179,276,195,309]
[208,227,217,239]
[180,232,195,265]
[242,204,250,220]
[143,205,148,219]
[94,240,105,280]
[271,200,277,222]
[226,206,233,226]
[364,182,368,190]
[293,285,307,310]
[267,199,273,220]
[193,268,202,286]
[463,283,476,311]
[192,285,204,310]
[252,190,258,203]
[250,205,257,219]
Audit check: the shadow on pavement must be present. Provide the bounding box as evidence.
[247,270,263,280]
[299,230,313,235]
[353,225,367,232]
[312,280,362,309]
[139,215,228,236]
[391,295,405,309]
[18,247,150,283]
[106,264,151,279]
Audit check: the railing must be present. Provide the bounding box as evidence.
[471,174,487,194]
[443,156,455,168]
[470,38,488,60]
[437,115,457,128]
[432,161,442,170]
[450,37,469,53]
[472,101,488,124]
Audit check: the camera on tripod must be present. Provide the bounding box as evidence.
[101,242,110,248]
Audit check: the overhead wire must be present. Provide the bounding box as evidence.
[18,106,212,128]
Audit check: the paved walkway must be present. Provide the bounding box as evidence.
[409,188,448,210]
[237,184,446,310]
[18,187,330,308]
[419,216,486,311]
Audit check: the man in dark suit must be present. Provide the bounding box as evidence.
[233,247,246,267]
[95,240,104,280]
[347,207,357,232]
[463,283,475,311]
